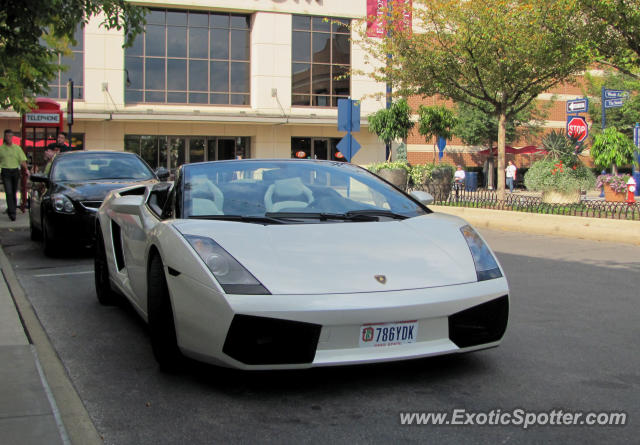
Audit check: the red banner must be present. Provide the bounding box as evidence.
[366,0,412,37]
[366,0,387,38]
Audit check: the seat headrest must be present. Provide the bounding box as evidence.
[272,177,308,198]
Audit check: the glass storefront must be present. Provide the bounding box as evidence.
[125,135,250,170]
[291,137,346,161]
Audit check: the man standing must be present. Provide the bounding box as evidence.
[506,160,517,193]
[0,129,29,221]
[44,132,71,161]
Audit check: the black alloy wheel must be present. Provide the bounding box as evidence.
[148,253,184,372]
[29,206,41,241]
[41,215,58,257]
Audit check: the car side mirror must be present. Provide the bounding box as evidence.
[155,167,170,181]
[111,195,143,215]
[410,190,434,206]
[30,173,49,185]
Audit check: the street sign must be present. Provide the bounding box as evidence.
[566,98,588,113]
[566,116,588,143]
[337,134,361,162]
[338,99,360,132]
[634,123,640,148]
[603,89,630,99]
[604,98,625,109]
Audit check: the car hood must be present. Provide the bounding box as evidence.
[173,213,479,294]
[53,179,156,201]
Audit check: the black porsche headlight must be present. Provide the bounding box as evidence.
[183,234,270,295]
[52,194,75,214]
[460,225,503,281]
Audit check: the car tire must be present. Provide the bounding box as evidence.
[29,208,41,241]
[41,215,58,257]
[148,253,183,373]
[94,225,118,305]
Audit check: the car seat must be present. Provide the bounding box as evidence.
[264,177,313,212]
[188,176,224,216]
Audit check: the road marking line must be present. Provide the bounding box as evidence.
[33,271,93,278]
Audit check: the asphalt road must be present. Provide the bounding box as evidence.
[1,228,638,444]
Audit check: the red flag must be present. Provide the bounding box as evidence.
[393,0,412,33]
[366,0,387,38]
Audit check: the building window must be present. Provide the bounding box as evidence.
[46,27,84,100]
[291,137,346,161]
[292,16,350,107]
[125,9,250,105]
[125,135,251,170]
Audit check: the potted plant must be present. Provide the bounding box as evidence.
[596,173,631,202]
[367,160,411,190]
[367,98,415,189]
[409,162,455,201]
[524,130,595,203]
[590,128,636,175]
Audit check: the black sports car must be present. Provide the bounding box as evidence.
[29,150,168,255]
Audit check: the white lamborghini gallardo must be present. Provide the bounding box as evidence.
[95,159,509,371]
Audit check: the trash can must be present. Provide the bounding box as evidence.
[465,172,478,191]
[634,172,640,197]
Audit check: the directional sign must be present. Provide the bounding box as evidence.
[604,89,630,99]
[604,98,625,109]
[338,99,360,132]
[634,123,640,148]
[337,133,361,162]
[566,98,588,114]
[567,116,588,143]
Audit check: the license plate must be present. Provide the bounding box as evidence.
[359,321,418,348]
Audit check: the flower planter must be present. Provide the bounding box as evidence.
[603,184,626,202]
[421,167,453,202]
[541,190,581,204]
[377,168,408,190]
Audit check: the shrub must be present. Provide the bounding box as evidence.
[367,160,411,174]
[524,158,596,193]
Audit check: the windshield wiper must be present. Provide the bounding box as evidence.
[264,211,379,222]
[188,214,284,224]
[345,209,409,220]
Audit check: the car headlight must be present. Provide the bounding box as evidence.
[52,194,75,214]
[460,225,503,281]
[183,235,270,295]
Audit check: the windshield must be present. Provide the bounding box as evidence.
[51,153,155,182]
[181,160,428,222]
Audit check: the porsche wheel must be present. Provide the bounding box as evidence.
[148,253,183,372]
[94,225,118,305]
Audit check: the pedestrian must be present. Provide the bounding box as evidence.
[454,165,465,198]
[0,129,29,221]
[506,160,517,193]
[44,132,71,161]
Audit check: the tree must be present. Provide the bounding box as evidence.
[590,127,637,174]
[416,105,457,163]
[581,0,640,79]
[0,0,146,113]
[358,0,594,199]
[367,98,414,161]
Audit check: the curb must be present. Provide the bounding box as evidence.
[430,205,640,245]
[0,245,103,445]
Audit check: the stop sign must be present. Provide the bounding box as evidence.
[566,116,588,142]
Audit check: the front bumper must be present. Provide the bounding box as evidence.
[167,273,509,370]
[46,210,97,246]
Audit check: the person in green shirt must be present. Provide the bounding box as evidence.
[0,129,29,221]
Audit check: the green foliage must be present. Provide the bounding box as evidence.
[581,0,640,78]
[453,100,546,148]
[524,158,596,193]
[367,160,411,174]
[408,163,436,186]
[367,98,415,146]
[417,105,457,141]
[590,127,637,169]
[396,142,407,162]
[0,0,147,113]
[541,129,584,165]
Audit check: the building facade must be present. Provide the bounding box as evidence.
[0,0,388,170]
